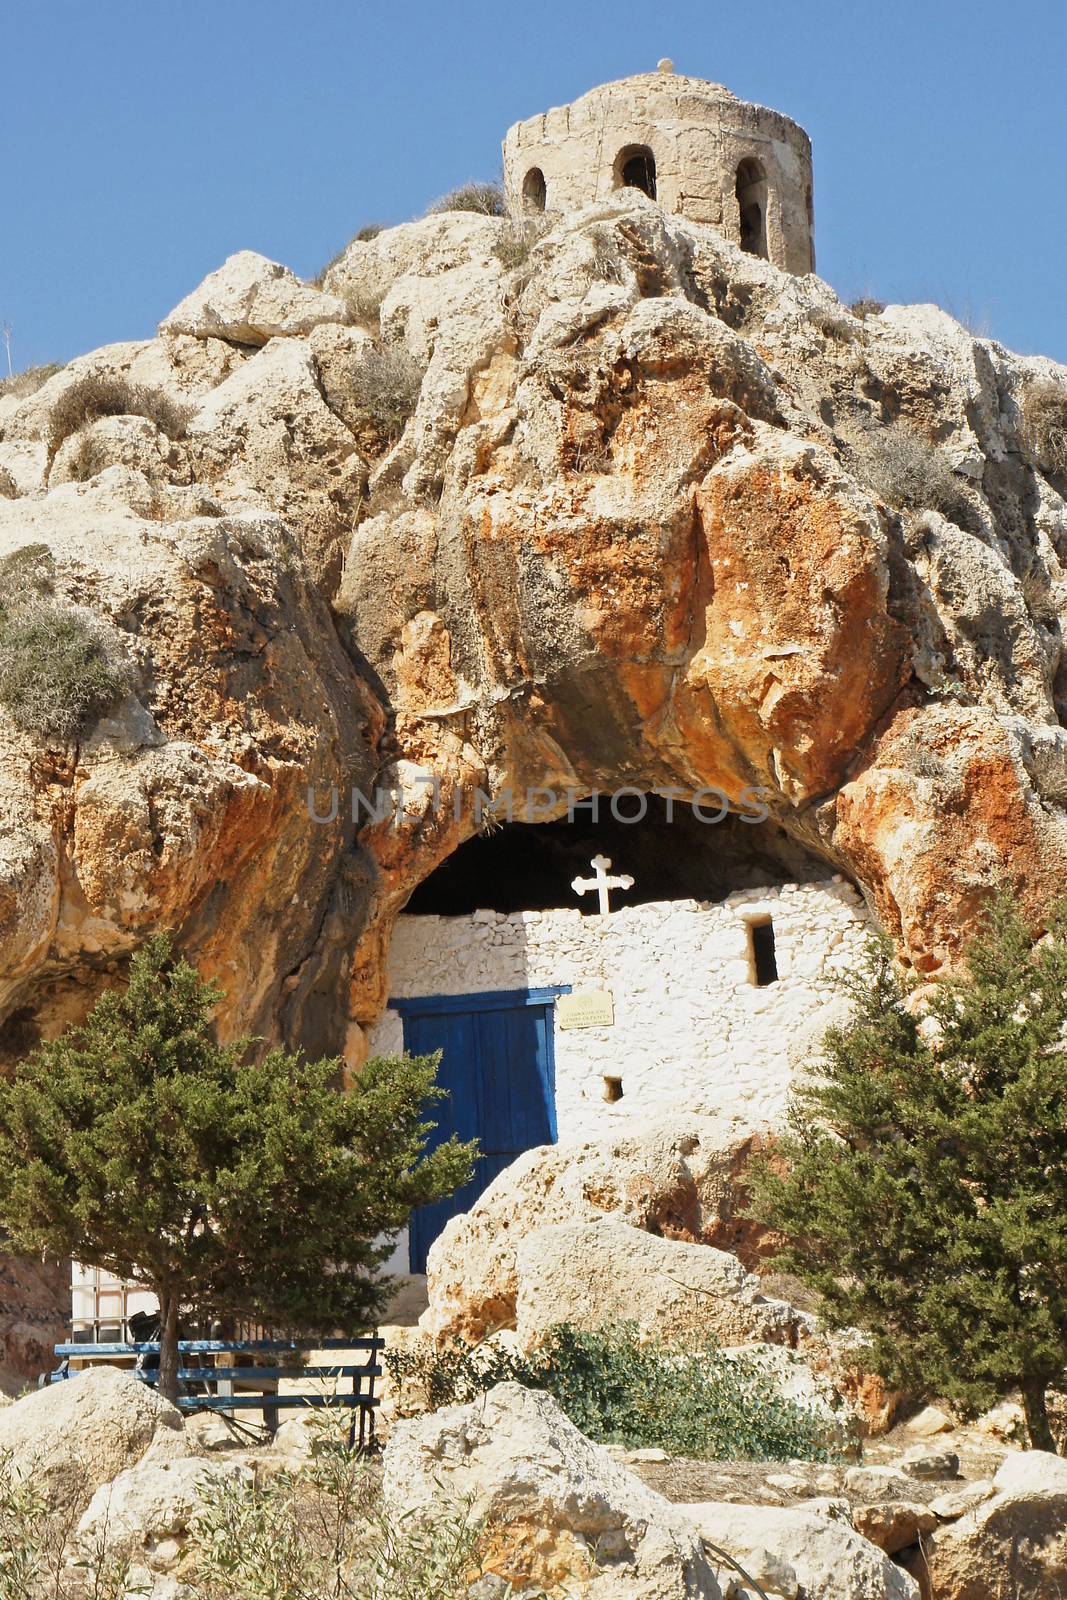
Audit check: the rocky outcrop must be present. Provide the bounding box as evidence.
[421,1114,775,1342]
[921,1449,1067,1599]
[686,1500,919,1599]
[383,1379,725,1598]
[0,1251,68,1394]
[0,1366,186,1513]
[3,194,1067,1057]
[76,1455,250,1574]
[3,196,1067,1076]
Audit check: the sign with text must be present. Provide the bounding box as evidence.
[557,990,615,1029]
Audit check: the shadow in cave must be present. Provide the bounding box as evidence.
[405,794,833,915]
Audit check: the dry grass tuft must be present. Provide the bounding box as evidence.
[1020,376,1067,477]
[853,428,973,525]
[428,181,508,217]
[352,342,425,446]
[46,374,191,463]
[0,363,63,400]
[0,546,132,742]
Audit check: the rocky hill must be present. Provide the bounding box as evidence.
[4,191,1067,1078]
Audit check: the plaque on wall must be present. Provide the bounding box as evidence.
[557,990,615,1029]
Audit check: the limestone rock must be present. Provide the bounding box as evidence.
[0,1367,184,1513]
[686,1501,919,1599]
[850,1501,937,1556]
[512,1217,800,1350]
[77,1455,251,1569]
[3,192,1067,1221]
[900,1446,960,1480]
[422,1113,775,1342]
[923,1450,1067,1598]
[928,1482,993,1520]
[184,335,367,585]
[160,250,349,345]
[904,1404,954,1438]
[383,1380,724,1598]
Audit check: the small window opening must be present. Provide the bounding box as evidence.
[736,158,769,259]
[616,145,657,199]
[522,167,547,213]
[748,917,778,986]
[602,1075,624,1103]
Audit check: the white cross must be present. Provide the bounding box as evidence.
[571,854,634,916]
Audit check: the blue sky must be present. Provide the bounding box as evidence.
[3,0,1066,371]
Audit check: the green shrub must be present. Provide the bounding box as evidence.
[853,427,973,525]
[1020,375,1067,476]
[0,545,131,741]
[0,1447,133,1600]
[385,1322,842,1462]
[45,373,192,462]
[0,603,131,741]
[0,363,62,401]
[352,341,424,444]
[190,1411,480,1600]
[428,181,508,217]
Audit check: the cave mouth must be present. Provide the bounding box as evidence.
[404,793,833,916]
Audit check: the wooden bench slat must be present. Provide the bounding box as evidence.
[56,1339,381,1356]
[176,1394,381,1411]
[177,1365,381,1382]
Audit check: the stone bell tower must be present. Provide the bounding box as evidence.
[502,60,815,276]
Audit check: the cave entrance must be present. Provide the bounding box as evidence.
[370,794,871,1277]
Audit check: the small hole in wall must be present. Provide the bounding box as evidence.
[748,917,779,986]
[602,1076,624,1103]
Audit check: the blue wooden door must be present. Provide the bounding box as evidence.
[398,991,559,1273]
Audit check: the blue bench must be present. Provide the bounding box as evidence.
[51,1336,384,1448]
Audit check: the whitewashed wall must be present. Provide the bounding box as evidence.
[368,878,871,1142]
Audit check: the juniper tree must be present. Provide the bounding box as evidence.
[747,894,1067,1451]
[0,936,475,1402]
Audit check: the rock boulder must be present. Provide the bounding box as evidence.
[0,1367,186,1513]
[383,1380,724,1598]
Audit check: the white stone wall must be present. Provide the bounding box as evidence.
[368,878,871,1143]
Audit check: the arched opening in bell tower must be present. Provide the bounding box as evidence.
[735,157,769,258]
[615,145,657,200]
[522,167,547,213]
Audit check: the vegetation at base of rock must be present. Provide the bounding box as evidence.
[0,1448,134,1600]
[0,362,62,400]
[352,342,424,444]
[849,298,886,319]
[852,426,973,525]
[428,181,508,217]
[385,1322,840,1462]
[45,373,192,462]
[1020,375,1067,476]
[746,892,1067,1452]
[0,1422,481,1600]
[342,282,388,328]
[0,935,476,1405]
[0,545,132,741]
[190,1417,480,1600]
